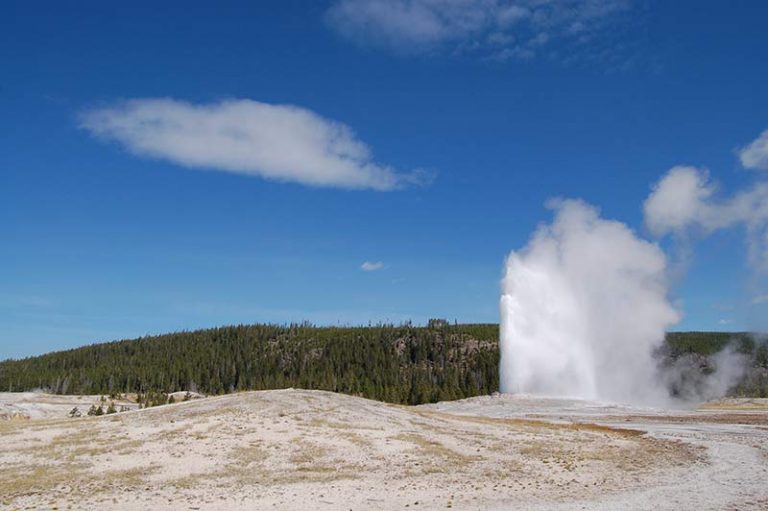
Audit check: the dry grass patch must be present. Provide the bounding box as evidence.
[519,442,587,472]
[271,458,363,484]
[18,426,97,455]
[99,465,160,488]
[698,399,768,411]
[0,461,90,499]
[419,410,645,438]
[288,440,329,466]
[394,433,482,473]
[154,425,197,441]
[0,421,23,435]
[338,430,374,448]
[630,413,768,426]
[231,441,269,467]
[306,416,384,431]
[415,410,703,476]
[17,425,145,462]
[167,473,205,490]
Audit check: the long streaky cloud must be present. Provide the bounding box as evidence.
[325,0,635,62]
[79,98,426,191]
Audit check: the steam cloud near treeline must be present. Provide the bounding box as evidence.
[500,128,768,405]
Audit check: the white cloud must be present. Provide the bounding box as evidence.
[644,165,768,270]
[361,261,385,271]
[643,166,717,237]
[739,129,768,171]
[718,318,733,325]
[325,0,634,62]
[79,98,426,191]
[752,294,768,305]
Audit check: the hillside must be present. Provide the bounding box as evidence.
[0,322,500,404]
[1,389,766,510]
[1,323,766,402]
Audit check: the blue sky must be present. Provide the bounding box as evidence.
[1,1,767,359]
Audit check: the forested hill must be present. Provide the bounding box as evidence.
[0,323,766,403]
[0,322,500,404]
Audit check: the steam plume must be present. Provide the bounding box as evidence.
[662,345,749,402]
[500,129,768,405]
[499,199,679,404]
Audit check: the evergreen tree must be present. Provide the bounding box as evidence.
[0,324,763,402]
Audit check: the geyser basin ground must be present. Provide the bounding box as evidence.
[1,390,767,511]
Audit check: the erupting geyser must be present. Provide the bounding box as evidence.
[499,199,680,404]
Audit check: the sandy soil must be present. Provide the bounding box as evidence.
[0,393,138,421]
[0,389,766,510]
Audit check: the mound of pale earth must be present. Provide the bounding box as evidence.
[0,392,204,422]
[0,390,765,510]
[0,393,137,421]
[423,394,768,510]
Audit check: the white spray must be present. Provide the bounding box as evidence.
[499,199,680,404]
[499,129,768,405]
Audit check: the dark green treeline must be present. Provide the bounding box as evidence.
[1,324,766,403]
[0,322,499,404]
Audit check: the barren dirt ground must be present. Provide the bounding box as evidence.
[1,390,766,510]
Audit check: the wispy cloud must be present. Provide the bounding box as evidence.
[325,0,636,63]
[79,98,427,191]
[644,166,768,270]
[644,130,768,271]
[739,129,768,171]
[361,261,385,271]
[752,294,768,305]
